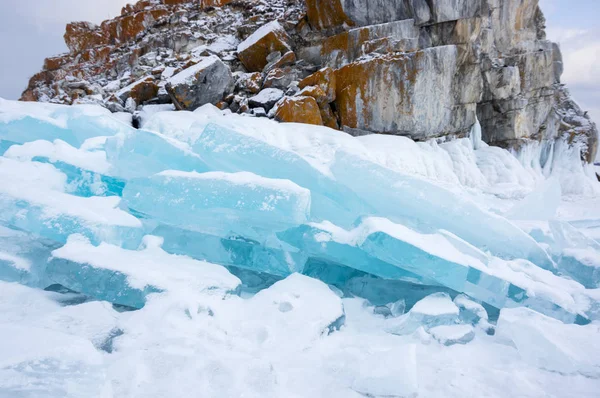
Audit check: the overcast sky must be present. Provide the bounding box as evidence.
[0,0,598,121]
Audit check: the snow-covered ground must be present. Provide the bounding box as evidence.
[1,99,600,397]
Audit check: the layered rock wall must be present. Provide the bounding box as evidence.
[19,0,598,163]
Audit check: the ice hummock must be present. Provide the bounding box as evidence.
[2,100,600,396]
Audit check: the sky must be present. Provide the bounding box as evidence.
[0,0,598,122]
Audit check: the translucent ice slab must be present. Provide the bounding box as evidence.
[153,224,306,277]
[280,217,587,323]
[0,158,142,246]
[47,235,241,308]
[0,99,129,147]
[0,223,61,287]
[496,307,600,376]
[123,171,311,241]
[105,129,209,180]
[5,139,124,197]
[331,151,554,269]
[191,123,370,227]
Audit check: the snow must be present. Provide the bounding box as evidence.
[429,324,475,345]
[1,99,600,397]
[411,292,459,316]
[4,139,111,174]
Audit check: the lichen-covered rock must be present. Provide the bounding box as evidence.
[321,20,419,69]
[307,0,484,30]
[298,67,336,103]
[236,72,263,94]
[116,76,160,105]
[297,85,328,105]
[64,22,108,54]
[274,96,323,125]
[166,55,232,110]
[237,21,292,72]
[335,46,480,138]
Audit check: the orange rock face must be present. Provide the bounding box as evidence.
[130,79,160,104]
[237,21,292,72]
[305,0,352,30]
[298,67,336,103]
[44,55,72,71]
[64,22,108,54]
[274,96,323,125]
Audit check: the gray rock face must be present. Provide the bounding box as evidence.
[335,46,481,139]
[21,0,598,164]
[166,55,233,111]
[248,88,285,111]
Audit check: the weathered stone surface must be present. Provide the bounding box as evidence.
[297,85,328,106]
[411,0,485,26]
[321,20,419,69]
[64,22,108,54]
[334,46,479,138]
[166,55,232,110]
[274,96,323,125]
[263,67,298,90]
[236,72,263,94]
[44,55,72,71]
[320,103,339,129]
[17,0,599,165]
[264,50,297,73]
[116,76,160,104]
[307,0,484,31]
[237,21,292,72]
[298,67,337,103]
[249,88,285,111]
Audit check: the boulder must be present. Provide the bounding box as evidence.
[248,88,285,111]
[298,67,337,103]
[297,86,328,106]
[116,77,159,104]
[236,72,263,94]
[274,96,324,126]
[264,50,297,73]
[166,55,233,110]
[237,21,292,72]
[334,47,480,138]
[263,67,298,90]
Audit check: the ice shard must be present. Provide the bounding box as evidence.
[191,123,370,227]
[331,151,554,269]
[4,139,124,197]
[47,235,241,308]
[123,171,311,241]
[105,129,209,180]
[153,224,306,277]
[280,217,587,323]
[0,158,142,246]
[0,223,61,287]
[0,99,128,147]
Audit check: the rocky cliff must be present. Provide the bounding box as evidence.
[20,0,598,163]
